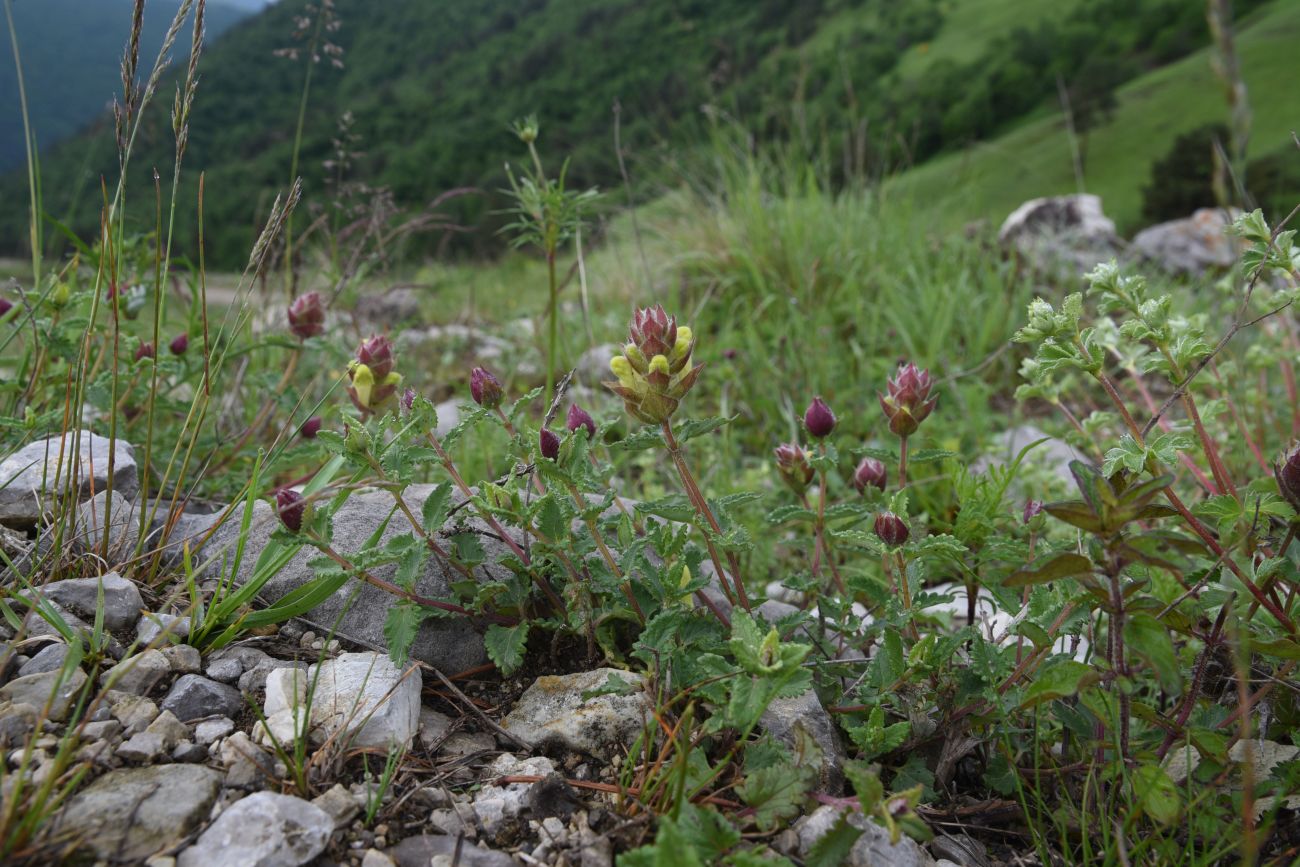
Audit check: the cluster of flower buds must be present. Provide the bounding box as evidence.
[169,333,189,356]
[0,296,12,319]
[1023,499,1044,525]
[275,488,307,533]
[301,416,322,439]
[347,334,402,416]
[774,442,815,496]
[878,362,937,438]
[804,397,837,439]
[288,291,326,340]
[1276,445,1300,514]
[853,457,887,493]
[470,367,503,410]
[873,511,910,547]
[567,403,596,438]
[605,305,703,425]
[134,342,155,362]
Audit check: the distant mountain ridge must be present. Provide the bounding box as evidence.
[0,0,251,171]
[0,0,1287,266]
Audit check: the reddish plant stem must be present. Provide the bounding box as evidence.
[661,421,752,613]
[313,538,515,625]
[1156,597,1231,760]
[425,430,567,616]
[1092,368,1296,633]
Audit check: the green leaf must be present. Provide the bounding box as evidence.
[485,623,530,675]
[383,601,433,668]
[420,483,454,534]
[737,761,815,830]
[908,449,958,464]
[1021,659,1098,708]
[766,504,816,525]
[1102,437,1148,477]
[1005,553,1093,588]
[804,814,862,867]
[536,495,568,543]
[451,532,486,565]
[1124,613,1181,693]
[1132,764,1181,826]
[610,428,664,452]
[676,415,735,443]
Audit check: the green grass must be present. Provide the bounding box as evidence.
[894,0,1082,78]
[888,0,1300,234]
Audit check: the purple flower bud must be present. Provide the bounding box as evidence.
[300,416,322,439]
[539,428,560,461]
[470,366,503,409]
[287,291,326,340]
[134,342,155,362]
[566,404,596,438]
[774,442,815,495]
[853,457,887,493]
[0,297,12,318]
[169,333,189,355]
[804,396,836,439]
[356,334,395,381]
[400,388,416,416]
[1276,445,1300,512]
[1023,499,1044,524]
[874,511,910,547]
[275,488,306,532]
[879,362,937,438]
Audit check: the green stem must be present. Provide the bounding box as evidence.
[281,13,325,301]
[898,435,909,489]
[546,249,558,406]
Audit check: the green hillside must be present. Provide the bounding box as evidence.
[0,0,1282,266]
[889,0,1300,233]
[0,0,250,171]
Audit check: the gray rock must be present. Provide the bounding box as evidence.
[37,571,143,631]
[161,674,242,721]
[355,287,423,326]
[576,343,620,386]
[219,730,272,788]
[257,652,420,750]
[1131,208,1242,275]
[0,431,138,527]
[501,668,648,760]
[931,834,991,867]
[417,706,454,751]
[173,740,208,763]
[64,491,223,567]
[312,783,361,829]
[56,764,222,862]
[0,702,37,746]
[205,656,244,683]
[998,194,1124,277]
[759,689,845,793]
[196,486,493,672]
[362,849,398,867]
[177,791,332,867]
[137,611,191,645]
[390,835,514,867]
[146,709,190,749]
[110,693,160,733]
[117,731,167,761]
[195,717,235,746]
[794,805,934,867]
[17,642,69,677]
[471,755,559,838]
[162,644,202,674]
[100,649,170,695]
[0,667,87,721]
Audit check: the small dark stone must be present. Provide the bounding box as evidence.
[526,772,581,821]
[160,674,242,722]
